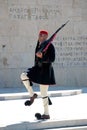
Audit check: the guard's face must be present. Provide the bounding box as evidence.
[38,34,48,43]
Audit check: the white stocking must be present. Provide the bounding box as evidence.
[40,85,49,115]
[20,73,34,97]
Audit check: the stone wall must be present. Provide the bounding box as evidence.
[0,0,87,87]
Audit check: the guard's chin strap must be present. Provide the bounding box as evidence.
[42,96,52,105]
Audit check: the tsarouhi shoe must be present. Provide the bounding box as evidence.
[41,114,50,119]
[35,113,50,120]
[25,93,38,106]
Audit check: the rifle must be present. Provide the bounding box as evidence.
[38,20,69,53]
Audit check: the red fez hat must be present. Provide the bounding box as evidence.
[39,30,48,35]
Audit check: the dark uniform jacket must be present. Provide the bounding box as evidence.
[27,41,56,85]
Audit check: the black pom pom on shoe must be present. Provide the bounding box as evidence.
[35,113,41,120]
[24,93,38,106]
[24,100,31,106]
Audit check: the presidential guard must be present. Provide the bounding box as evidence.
[21,30,56,119]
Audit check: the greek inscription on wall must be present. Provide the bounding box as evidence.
[8,5,61,20]
[8,5,87,68]
[54,36,87,67]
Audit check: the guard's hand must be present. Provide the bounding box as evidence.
[36,52,43,58]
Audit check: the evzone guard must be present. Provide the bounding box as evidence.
[21,30,55,120]
[20,21,69,120]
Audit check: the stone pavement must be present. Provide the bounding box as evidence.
[0,87,87,130]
